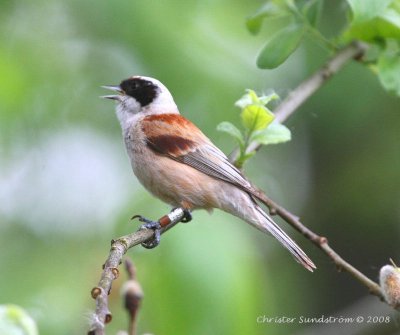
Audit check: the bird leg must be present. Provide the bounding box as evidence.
[131,207,192,249]
[170,207,192,223]
[131,215,162,249]
[178,201,193,223]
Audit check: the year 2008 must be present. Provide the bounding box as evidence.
[366,316,391,323]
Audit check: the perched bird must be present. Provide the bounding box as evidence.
[102,76,315,271]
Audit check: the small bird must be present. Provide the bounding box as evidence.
[102,76,315,271]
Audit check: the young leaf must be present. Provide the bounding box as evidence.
[301,0,323,27]
[346,0,393,24]
[235,90,278,109]
[377,51,400,96]
[246,2,289,35]
[259,92,279,105]
[241,105,275,132]
[235,92,253,109]
[249,123,291,145]
[381,7,400,32]
[256,21,305,69]
[344,0,400,41]
[216,121,245,145]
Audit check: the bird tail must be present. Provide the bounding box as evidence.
[227,193,316,271]
[251,204,316,271]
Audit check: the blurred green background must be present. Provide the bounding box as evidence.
[0,1,399,334]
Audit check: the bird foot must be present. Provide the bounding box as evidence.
[132,215,162,249]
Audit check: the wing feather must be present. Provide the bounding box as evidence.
[180,146,252,190]
[142,114,253,193]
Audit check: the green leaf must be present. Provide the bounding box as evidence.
[249,123,291,145]
[302,0,323,27]
[235,90,257,109]
[345,19,400,41]
[235,90,278,109]
[235,89,277,132]
[216,122,244,145]
[346,0,394,24]
[241,105,275,132]
[256,22,305,69]
[344,1,400,41]
[381,7,400,30]
[246,3,280,35]
[259,92,279,105]
[377,50,400,95]
[246,1,291,35]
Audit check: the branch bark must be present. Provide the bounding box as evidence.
[273,40,368,124]
[88,208,186,335]
[254,190,384,299]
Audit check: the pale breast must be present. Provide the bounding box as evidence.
[124,123,220,209]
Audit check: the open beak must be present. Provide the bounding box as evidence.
[100,85,123,101]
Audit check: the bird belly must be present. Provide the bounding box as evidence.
[127,140,219,210]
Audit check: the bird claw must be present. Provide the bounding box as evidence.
[131,208,192,249]
[132,215,162,249]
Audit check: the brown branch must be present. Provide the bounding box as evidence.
[273,40,368,124]
[88,208,186,335]
[254,190,384,300]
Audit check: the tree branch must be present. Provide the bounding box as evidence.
[273,40,368,124]
[254,190,384,300]
[88,208,186,335]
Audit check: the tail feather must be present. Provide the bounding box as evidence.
[219,186,316,271]
[251,205,316,272]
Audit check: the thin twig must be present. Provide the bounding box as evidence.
[254,190,384,299]
[88,208,186,335]
[274,40,368,123]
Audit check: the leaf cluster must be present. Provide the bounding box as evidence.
[217,90,291,168]
[247,0,400,95]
